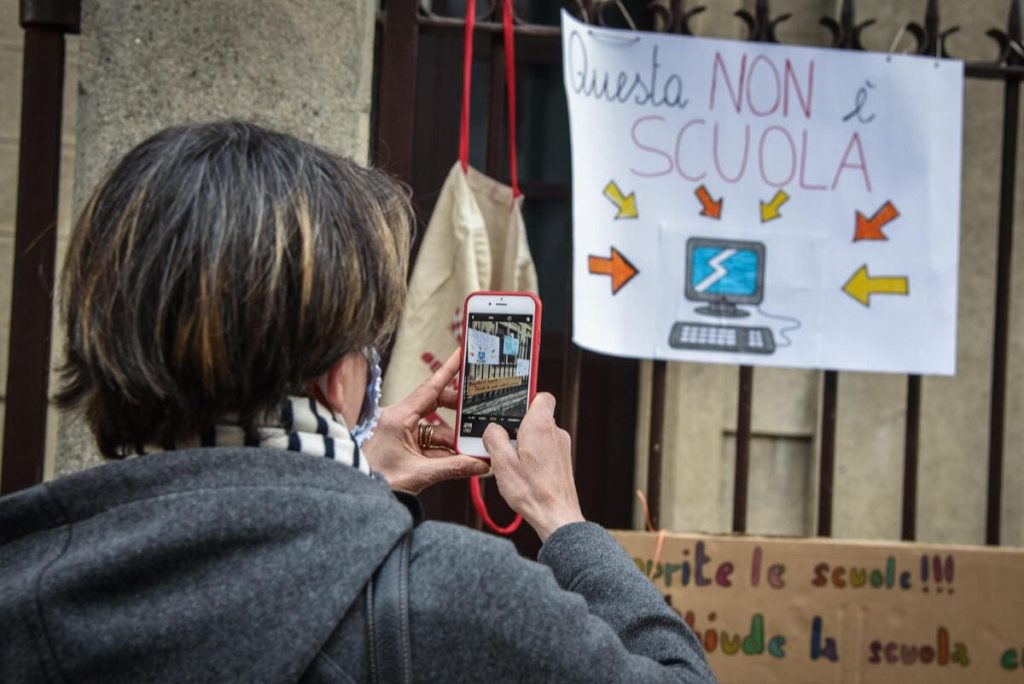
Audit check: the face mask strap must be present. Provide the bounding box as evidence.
[352,346,383,446]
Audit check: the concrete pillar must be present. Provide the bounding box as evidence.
[55,0,378,475]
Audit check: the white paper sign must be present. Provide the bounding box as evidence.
[504,335,520,357]
[561,11,963,375]
[515,358,531,377]
[467,328,500,365]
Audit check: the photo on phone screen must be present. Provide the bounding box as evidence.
[459,312,534,440]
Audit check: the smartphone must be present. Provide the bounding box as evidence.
[454,291,542,458]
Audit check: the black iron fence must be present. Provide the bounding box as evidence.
[2,0,79,495]
[373,0,1023,549]
[4,0,1020,556]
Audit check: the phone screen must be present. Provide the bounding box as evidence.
[459,312,534,439]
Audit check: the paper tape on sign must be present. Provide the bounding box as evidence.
[612,531,1024,683]
[561,11,963,375]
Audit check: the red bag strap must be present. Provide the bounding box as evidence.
[459,0,522,198]
[462,1,524,536]
[470,473,523,536]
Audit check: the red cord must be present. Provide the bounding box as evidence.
[459,0,520,196]
[462,0,524,535]
[502,0,521,198]
[471,475,523,535]
[459,0,475,173]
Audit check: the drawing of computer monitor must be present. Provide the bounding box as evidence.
[685,237,766,318]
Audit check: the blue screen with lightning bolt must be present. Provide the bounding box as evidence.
[691,246,760,296]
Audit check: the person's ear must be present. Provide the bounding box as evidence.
[318,351,367,429]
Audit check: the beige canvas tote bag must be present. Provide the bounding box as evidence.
[382,1,537,428]
[382,164,537,422]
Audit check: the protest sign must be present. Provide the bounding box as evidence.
[466,327,500,365]
[562,12,963,374]
[504,335,520,357]
[613,531,1024,683]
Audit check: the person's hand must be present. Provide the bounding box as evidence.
[362,349,490,495]
[484,393,584,542]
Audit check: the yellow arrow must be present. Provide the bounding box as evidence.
[760,189,789,222]
[603,180,638,219]
[842,265,909,307]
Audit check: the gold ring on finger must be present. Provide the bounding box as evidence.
[418,423,435,450]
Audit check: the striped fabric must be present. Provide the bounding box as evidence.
[141,396,370,475]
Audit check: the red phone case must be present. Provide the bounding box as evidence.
[454,291,542,457]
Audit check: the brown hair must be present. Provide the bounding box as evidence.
[58,121,411,456]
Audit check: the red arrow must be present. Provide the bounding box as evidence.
[588,247,639,295]
[695,184,723,219]
[854,201,899,241]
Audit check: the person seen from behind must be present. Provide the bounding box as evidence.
[0,121,716,683]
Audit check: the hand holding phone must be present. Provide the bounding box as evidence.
[483,394,584,542]
[454,291,541,458]
[362,349,490,494]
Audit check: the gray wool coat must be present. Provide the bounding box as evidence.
[0,448,716,683]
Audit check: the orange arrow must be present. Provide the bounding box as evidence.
[854,201,899,241]
[588,247,639,295]
[695,184,723,219]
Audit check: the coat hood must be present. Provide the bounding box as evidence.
[0,447,411,682]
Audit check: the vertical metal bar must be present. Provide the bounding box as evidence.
[374,0,420,183]
[375,0,422,376]
[901,375,921,540]
[1,22,70,495]
[985,0,1022,546]
[485,33,505,179]
[817,370,838,536]
[728,0,783,533]
[560,342,582,457]
[560,279,582,461]
[732,366,753,533]
[647,360,668,529]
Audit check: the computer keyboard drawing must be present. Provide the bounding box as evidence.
[668,321,776,354]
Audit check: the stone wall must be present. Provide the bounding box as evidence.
[47,0,377,475]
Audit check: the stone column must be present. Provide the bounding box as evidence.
[56,0,378,475]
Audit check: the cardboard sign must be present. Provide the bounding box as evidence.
[465,375,523,397]
[561,12,964,374]
[612,531,1024,683]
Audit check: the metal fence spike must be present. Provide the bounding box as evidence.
[840,0,855,31]
[735,0,790,43]
[821,0,874,50]
[647,0,706,36]
[982,0,1023,65]
[1010,0,1022,41]
[906,0,959,58]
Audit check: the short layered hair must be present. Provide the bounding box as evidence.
[58,122,412,457]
